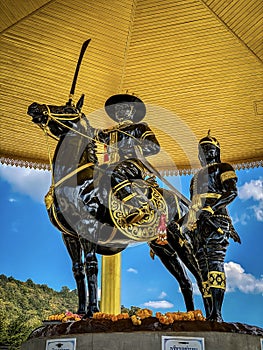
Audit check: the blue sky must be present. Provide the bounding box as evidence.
[0,163,262,327]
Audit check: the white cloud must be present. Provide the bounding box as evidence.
[143,300,174,309]
[8,197,17,203]
[191,262,263,295]
[127,268,138,274]
[236,178,263,223]
[238,178,263,201]
[225,261,263,294]
[232,212,251,226]
[251,201,263,222]
[0,164,51,203]
[158,291,167,299]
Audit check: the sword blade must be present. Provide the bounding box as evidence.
[69,39,91,98]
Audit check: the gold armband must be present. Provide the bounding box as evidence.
[202,206,214,215]
[220,170,237,183]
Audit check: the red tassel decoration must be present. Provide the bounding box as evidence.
[104,144,109,163]
[156,214,168,245]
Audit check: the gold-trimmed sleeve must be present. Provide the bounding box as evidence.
[141,130,155,140]
[112,180,130,193]
[220,170,237,183]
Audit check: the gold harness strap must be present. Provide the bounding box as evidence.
[44,162,94,237]
[54,162,94,188]
[51,204,75,237]
[45,162,94,209]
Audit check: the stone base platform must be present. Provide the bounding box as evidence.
[21,318,263,350]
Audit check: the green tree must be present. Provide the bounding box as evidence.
[121,305,141,316]
[0,274,78,350]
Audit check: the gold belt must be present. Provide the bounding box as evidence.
[186,193,221,229]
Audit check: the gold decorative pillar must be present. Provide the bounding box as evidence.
[100,122,122,315]
[100,253,121,314]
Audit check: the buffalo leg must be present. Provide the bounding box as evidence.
[62,233,87,315]
[150,241,194,311]
[81,240,99,318]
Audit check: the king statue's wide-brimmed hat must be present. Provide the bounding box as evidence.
[104,94,146,122]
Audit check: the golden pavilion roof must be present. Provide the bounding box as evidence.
[0,0,262,174]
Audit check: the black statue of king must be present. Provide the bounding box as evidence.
[27,93,204,318]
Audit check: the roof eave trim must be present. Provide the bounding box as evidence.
[1,157,262,175]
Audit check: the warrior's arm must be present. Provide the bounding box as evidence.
[189,177,194,199]
[198,165,238,221]
[136,123,160,157]
[202,165,238,214]
[93,128,110,144]
[93,123,160,157]
[209,178,238,213]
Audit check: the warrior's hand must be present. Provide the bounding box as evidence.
[197,206,214,223]
[230,227,241,244]
[231,231,241,243]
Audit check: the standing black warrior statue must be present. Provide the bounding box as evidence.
[186,131,241,322]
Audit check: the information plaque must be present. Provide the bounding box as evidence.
[46,338,76,350]
[162,336,205,350]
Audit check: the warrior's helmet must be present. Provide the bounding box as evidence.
[198,130,221,165]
